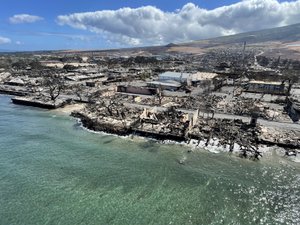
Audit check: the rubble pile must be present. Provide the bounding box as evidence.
[216,96,291,122]
[260,126,300,151]
[217,97,258,115]
[176,95,223,110]
[190,118,262,159]
[137,106,189,140]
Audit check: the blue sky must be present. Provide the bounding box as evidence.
[0,0,299,51]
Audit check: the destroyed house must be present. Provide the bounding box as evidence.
[246,81,287,95]
[190,72,219,87]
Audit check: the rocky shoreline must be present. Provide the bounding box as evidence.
[71,111,131,136]
[71,111,187,142]
[70,108,300,160]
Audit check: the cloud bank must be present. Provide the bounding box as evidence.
[9,14,43,24]
[57,0,300,46]
[0,36,11,44]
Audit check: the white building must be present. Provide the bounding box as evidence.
[158,72,191,83]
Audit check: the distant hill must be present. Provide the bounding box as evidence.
[165,43,178,47]
[184,23,300,48]
[117,23,300,55]
[0,49,16,53]
[160,23,300,59]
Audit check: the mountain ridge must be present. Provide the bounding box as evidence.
[181,23,300,48]
[1,23,300,54]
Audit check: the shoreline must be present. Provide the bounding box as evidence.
[70,110,300,162]
[73,114,300,163]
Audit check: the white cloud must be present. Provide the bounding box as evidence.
[57,0,300,46]
[9,14,43,24]
[16,41,22,45]
[0,36,11,44]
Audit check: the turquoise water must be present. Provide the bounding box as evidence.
[0,95,299,225]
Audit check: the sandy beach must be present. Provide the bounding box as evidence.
[53,103,86,114]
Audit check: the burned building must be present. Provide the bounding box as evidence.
[246,81,288,95]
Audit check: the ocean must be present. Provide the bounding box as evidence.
[0,95,299,225]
